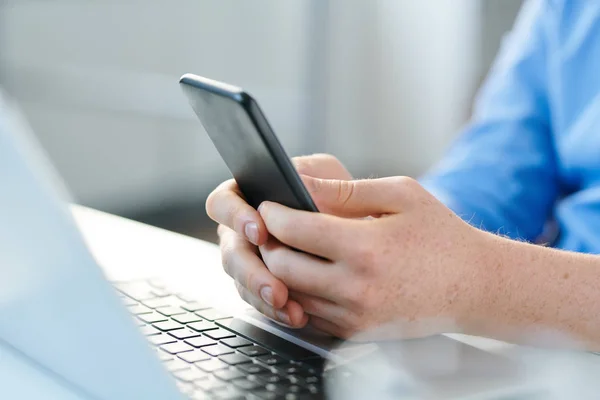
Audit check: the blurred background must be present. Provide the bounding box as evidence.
[0,0,522,243]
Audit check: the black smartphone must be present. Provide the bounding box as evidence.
[179,73,319,212]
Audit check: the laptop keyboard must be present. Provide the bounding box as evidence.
[115,279,329,400]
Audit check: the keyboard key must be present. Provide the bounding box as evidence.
[178,350,212,364]
[236,362,271,375]
[175,381,195,396]
[257,354,287,366]
[115,281,155,301]
[185,336,217,348]
[217,318,321,361]
[189,390,211,400]
[276,364,307,376]
[210,386,245,400]
[188,320,219,332]
[249,389,279,400]
[238,345,270,357]
[128,304,153,315]
[171,312,203,324]
[152,320,184,332]
[259,374,284,384]
[194,377,227,392]
[202,344,235,357]
[182,301,212,312]
[175,293,196,302]
[265,383,285,393]
[213,368,246,381]
[140,325,161,336]
[156,349,173,361]
[195,359,229,373]
[219,353,252,366]
[221,337,253,349]
[161,342,194,354]
[156,306,186,316]
[149,334,177,346]
[120,297,138,307]
[137,312,168,324]
[231,378,261,390]
[195,308,232,321]
[287,385,304,394]
[203,328,235,340]
[307,384,322,394]
[286,375,305,385]
[305,376,321,384]
[143,296,185,309]
[164,358,190,372]
[147,278,166,289]
[169,328,202,340]
[150,288,170,297]
[173,367,208,383]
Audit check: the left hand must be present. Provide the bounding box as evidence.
[258,176,494,340]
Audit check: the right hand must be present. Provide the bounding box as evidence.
[206,154,353,327]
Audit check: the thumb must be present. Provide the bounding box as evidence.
[302,176,414,217]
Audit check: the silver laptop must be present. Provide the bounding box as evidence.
[0,92,550,399]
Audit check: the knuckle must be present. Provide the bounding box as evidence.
[227,203,248,232]
[390,176,420,197]
[263,247,289,281]
[345,279,373,310]
[351,241,378,275]
[244,270,258,295]
[395,175,418,188]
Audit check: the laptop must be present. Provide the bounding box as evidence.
[0,92,546,399]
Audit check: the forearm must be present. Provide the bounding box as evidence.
[465,233,600,351]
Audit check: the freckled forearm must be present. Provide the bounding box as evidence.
[466,234,600,351]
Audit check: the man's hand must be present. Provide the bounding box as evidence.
[206,154,353,327]
[257,176,493,339]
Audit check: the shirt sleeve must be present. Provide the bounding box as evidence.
[420,0,558,241]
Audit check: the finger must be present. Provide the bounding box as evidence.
[207,179,268,246]
[259,238,342,301]
[293,154,352,180]
[235,282,308,328]
[219,226,288,309]
[259,201,366,259]
[309,316,349,339]
[301,176,420,217]
[299,176,356,217]
[290,291,354,329]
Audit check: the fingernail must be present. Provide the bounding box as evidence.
[276,310,291,325]
[260,286,274,307]
[258,202,270,214]
[245,222,259,245]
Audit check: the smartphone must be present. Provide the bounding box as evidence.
[179,73,318,212]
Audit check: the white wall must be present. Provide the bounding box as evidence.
[320,0,482,178]
[0,0,492,214]
[0,0,313,214]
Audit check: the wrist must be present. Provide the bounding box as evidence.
[454,229,516,336]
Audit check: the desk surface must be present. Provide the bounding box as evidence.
[71,205,513,355]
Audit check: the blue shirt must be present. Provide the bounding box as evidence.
[420,0,600,253]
